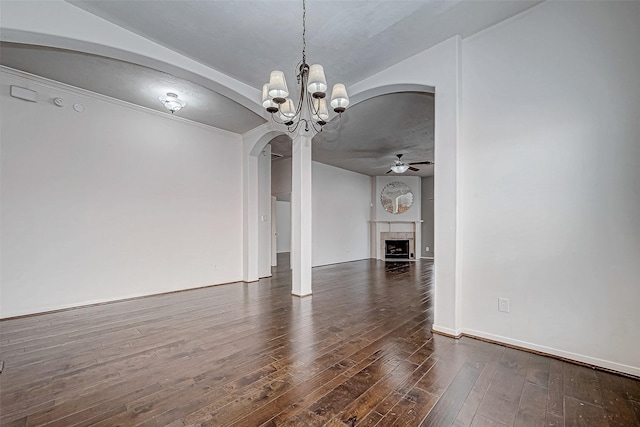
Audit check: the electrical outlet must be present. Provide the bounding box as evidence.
[212,264,217,271]
[498,298,510,313]
[426,246,430,252]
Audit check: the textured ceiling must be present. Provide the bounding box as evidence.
[2,1,543,176]
[68,0,542,90]
[270,92,435,177]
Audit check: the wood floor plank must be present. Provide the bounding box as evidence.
[475,348,529,426]
[596,370,640,427]
[242,360,354,426]
[563,362,603,407]
[547,359,565,419]
[545,412,565,427]
[631,400,640,426]
[620,374,640,402]
[420,360,485,426]
[564,396,608,427]
[326,358,419,425]
[470,414,511,427]
[526,354,551,388]
[514,382,548,427]
[386,387,439,426]
[0,254,638,427]
[303,346,408,422]
[369,356,439,418]
[452,348,504,427]
[357,410,384,426]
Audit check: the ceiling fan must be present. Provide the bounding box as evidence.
[385,154,433,174]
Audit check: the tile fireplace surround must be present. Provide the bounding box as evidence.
[371,221,423,260]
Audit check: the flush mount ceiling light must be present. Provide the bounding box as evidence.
[261,0,349,134]
[159,92,185,114]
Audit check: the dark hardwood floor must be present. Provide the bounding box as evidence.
[1,254,638,426]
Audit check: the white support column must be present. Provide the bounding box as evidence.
[243,154,259,282]
[291,130,313,297]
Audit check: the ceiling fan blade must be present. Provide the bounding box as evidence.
[408,161,433,165]
[385,169,393,175]
[408,166,420,172]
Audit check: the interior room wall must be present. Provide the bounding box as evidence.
[257,144,272,278]
[312,162,371,267]
[0,69,244,318]
[459,1,640,375]
[421,176,434,258]
[276,201,291,253]
[271,156,292,196]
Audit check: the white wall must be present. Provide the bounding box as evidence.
[271,156,292,196]
[460,1,640,375]
[257,144,271,277]
[276,201,291,253]
[421,176,434,258]
[312,162,371,267]
[0,69,244,318]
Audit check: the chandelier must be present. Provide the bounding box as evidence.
[261,0,349,133]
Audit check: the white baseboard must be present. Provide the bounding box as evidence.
[432,324,462,338]
[463,328,640,378]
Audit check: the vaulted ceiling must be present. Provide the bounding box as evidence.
[1,0,543,176]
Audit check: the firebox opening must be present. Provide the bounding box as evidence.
[385,239,410,259]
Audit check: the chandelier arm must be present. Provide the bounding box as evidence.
[316,112,343,133]
[307,88,328,129]
[288,119,303,134]
[309,119,324,134]
[306,89,315,117]
[269,111,290,126]
[308,91,320,116]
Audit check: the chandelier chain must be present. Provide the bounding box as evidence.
[302,0,307,65]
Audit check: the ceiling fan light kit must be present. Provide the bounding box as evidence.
[261,0,349,133]
[391,163,410,174]
[386,154,434,174]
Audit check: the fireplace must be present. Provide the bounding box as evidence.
[372,221,420,260]
[385,239,410,259]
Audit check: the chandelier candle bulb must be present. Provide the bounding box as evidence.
[268,71,288,102]
[280,99,297,124]
[330,83,349,113]
[313,98,329,123]
[308,64,327,97]
[262,84,278,112]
